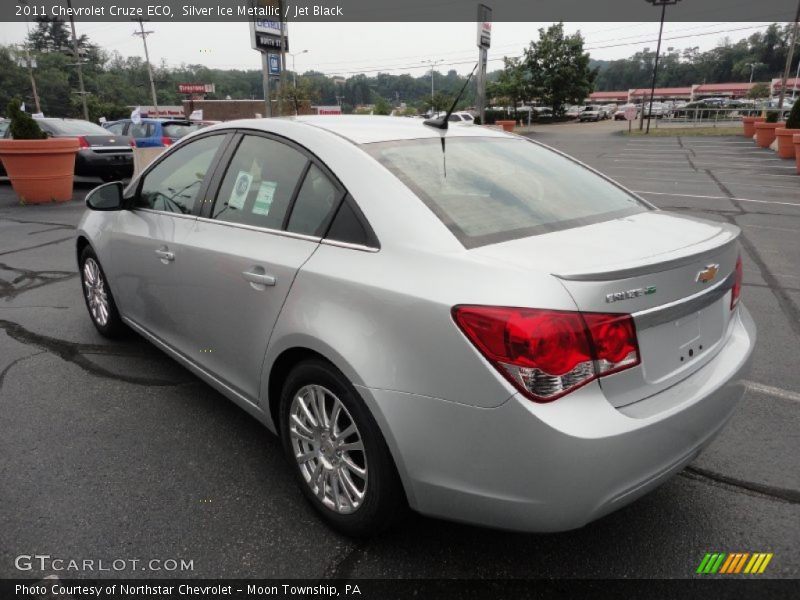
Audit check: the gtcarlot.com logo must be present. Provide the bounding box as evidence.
[696,552,773,575]
[15,554,194,572]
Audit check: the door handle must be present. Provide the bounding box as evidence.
[155,249,174,262]
[242,269,276,287]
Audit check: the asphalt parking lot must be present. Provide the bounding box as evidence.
[1,120,798,581]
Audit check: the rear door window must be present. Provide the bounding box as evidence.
[286,164,341,236]
[211,134,308,230]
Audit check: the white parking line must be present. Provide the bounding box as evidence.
[744,380,800,403]
[630,190,800,207]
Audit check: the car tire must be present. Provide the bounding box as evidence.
[279,359,405,537]
[79,245,126,338]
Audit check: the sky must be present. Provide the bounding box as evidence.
[0,21,774,78]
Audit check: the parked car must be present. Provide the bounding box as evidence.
[0,118,8,138]
[1,117,133,181]
[642,102,666,118]
[600,104,617,119]
[579,105,605,121]
[614,104,638,120]
[565,105,583,119]
[76,116,755,537]
[103,118,207,148]
[427,111,475,123]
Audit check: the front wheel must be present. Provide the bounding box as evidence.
[279,360,405,537]
[79,245,125,338]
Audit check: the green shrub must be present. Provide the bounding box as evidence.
[7,99,46,140]
[764,110,779,123]
[786,100,800,129]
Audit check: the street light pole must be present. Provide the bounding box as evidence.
[423,59,442,113]
[289,49,308,89]
[777,0,800,112]
[643,0,681,135]
[17,0,41,114]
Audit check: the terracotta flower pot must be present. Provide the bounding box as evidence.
[741,116,764,137]
[794,134,800,174]
[774,127,800,159]
[0,138,79,204]
[496,120,516,132]
[754,121,785,148]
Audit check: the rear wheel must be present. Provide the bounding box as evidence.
[79,246,125,338]
[279,360,405,537]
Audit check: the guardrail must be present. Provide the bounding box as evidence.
[647,106,793,127]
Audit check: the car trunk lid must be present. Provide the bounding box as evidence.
[471,211,741,408]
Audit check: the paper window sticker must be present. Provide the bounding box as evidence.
[228,171,253,210]
[252,181,278,216]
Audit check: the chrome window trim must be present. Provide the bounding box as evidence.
[134,208,198,221]
[194,215,322,243]
[320,239,380,253]
[632,272,735,329]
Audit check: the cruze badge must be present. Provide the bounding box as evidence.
[696,264,720,284]
[605,286,657,303]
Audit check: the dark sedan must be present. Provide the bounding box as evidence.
[1,118,134,181]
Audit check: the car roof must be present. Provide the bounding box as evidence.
[203,115,510,145]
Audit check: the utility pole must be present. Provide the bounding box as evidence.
[777,0,800,111]
[66,0,89,120]
[476,4,492,125]
[423,59,442,114]
[17,1,41,113]
[261,52,272,118]
[134,18,160,118]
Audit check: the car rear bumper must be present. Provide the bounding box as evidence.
[75,150,134,177]
[359,304,755,532]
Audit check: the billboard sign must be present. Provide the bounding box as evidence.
[477,4,491,49]
[249,0,287,52]
[178,83,215,94]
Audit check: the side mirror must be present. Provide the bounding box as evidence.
[86,181,124,211]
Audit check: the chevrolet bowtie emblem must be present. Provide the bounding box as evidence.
[696,263,720,284]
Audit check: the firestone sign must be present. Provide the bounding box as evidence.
[178,83,215,94]
[477,4,491,49]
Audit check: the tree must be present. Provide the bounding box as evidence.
[431,91,453,112]
[372,96,391,115]
[747,82,770,99]
[487,57,529,119]
[524,23,594,116]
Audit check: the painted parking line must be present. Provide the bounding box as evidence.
[613,156,783,163]
[744,380,800,403]
[741,223,800,233]
[630,190,800,207]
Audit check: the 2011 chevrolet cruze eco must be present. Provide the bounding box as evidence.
[76,116,755,536]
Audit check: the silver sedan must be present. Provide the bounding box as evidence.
[76,116,755,536]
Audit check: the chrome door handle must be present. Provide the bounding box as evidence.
[242,270,276,287]
[155,249,174,262]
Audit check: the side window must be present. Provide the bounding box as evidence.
[326,196,375,247]
[129,122,153,138]
[136,135,223,214]
[286,164,340,236]
[212,135,307,230]
[448,114,461,122]
[106,122,126,135]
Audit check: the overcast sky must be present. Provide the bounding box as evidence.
[0,21,773,77]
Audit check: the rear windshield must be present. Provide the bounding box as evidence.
[41,120,110,136]
[365,137,647,248]
[162,122,204,138]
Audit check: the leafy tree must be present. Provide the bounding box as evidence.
[487,57,529,119]
[431,91,453,112]
[7,98,46,139]
[786,98,800,129]
[747,82,770,99]
[524,23,594,116]
[372,96,391,115]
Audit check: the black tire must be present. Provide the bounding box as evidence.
[279,359,405,537]
[79,245,126,338]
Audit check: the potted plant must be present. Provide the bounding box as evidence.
[0,99,79,204]
[774,101,800,159]
[793,134,800,174]
[741,114,764,137]
[754,110,785,148]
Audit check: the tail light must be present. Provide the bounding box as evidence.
[452,306,640,403]
[77,136,90,149]
[161,136,173,147]
[731,254,743,310]
[129,138,136,148]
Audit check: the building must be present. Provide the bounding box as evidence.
[589,81,765,104]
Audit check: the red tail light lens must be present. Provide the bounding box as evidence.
[452,306,640,403]
[161,136,173,147]
[731,254,743,310]
[129,138,136,148]
[77,136,90,149]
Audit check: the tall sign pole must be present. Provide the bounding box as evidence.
[66,0,89,120]
[476,4,491,125]
[249,0,287,118]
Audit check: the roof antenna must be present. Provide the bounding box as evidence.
[423,63,478,131]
